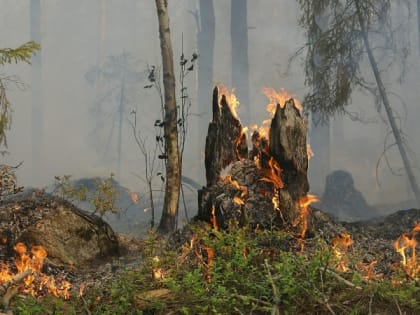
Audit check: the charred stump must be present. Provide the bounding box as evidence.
[198,88,310,232]
[269,99,309,223]
[204,86,248,186]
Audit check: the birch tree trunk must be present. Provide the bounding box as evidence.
[155,0,181,234]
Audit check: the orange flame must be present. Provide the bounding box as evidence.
[262,87,303,114]
[233,196,245,205]
[332,232,353,272]
[0,242,72,298]
[294,195,319,242]
[217,84,240,119]
[394,223,420,279]
[259,157,284,190]
[223,175,241,190]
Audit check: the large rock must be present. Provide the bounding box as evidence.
[0,192,119,267]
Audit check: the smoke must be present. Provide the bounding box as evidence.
[1,0,420,217]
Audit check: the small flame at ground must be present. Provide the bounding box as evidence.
[394,223,420,279]
[332,232,353,272]
[0,242,71,299]
[294,195,319,243]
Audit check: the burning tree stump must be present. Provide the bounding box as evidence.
[269,99,309,223]
[198,87,310,233]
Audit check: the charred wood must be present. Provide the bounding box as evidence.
[204,87,248,187]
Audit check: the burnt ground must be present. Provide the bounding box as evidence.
[1,189,419,299]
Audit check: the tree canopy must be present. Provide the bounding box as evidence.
[297,0,411,119]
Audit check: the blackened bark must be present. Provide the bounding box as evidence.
[269,99,309,203]
[204,87,248,187]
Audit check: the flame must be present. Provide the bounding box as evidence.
[233,196,245,205]
[356,260,381,281]
[307,144,314,160]
[210,205,219,231]
[129,192,138,204]
[0,242,72,298]
[294,194,319,241]
[217,84,240,119]
[223,175,241,190]
[79,282,86,298]
[332,232,353,272]
[394,223,420,279]
[262,87,303,114]
[259,157,284,189]
[272,194,279,210]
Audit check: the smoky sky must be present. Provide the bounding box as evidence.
[1,0,420,213]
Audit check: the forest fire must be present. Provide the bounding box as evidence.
[0,242,71,299]
[394,223,420,279]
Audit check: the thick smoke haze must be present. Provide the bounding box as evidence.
[2,1,420,218]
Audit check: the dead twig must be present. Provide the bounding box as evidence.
[263,259,280,315]
[393,296,403,315]
[235,294,272,307]
[326,269,362,290]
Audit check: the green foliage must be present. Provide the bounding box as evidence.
[0,164,23,200]
[53,174,119,217]
[53,175,87,201]
[0,41,40,66]
[296,0,410,119]
[0,41,40,148]
[91,174,119,216]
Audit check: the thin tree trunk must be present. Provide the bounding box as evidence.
[155,0,181,234]
[30,0,43,183]
[117,74,125,178]
[148,180,155,228]
[230,0,250,125]
[355,0,420,207]
[418,0,420,55]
